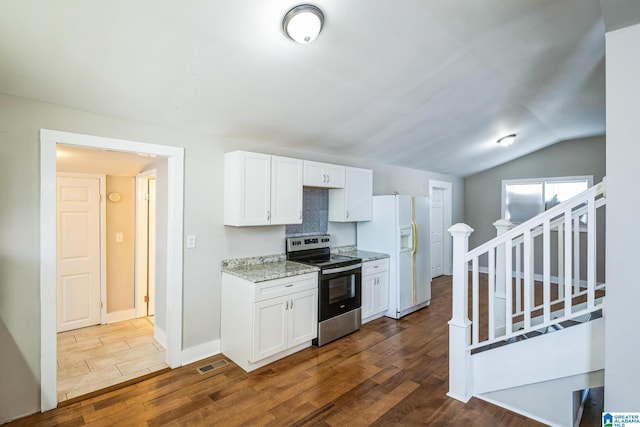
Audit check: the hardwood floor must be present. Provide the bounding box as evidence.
[57,317,168,402]
[10,276,601,426]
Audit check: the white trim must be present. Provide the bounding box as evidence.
[135,169,157,319]
[57,172,107,324]
[105,309,136,324]
[429,180,453,275]
[40,129,185,412]
[181,340,222,366]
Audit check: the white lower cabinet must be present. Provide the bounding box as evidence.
[252,288,317,362]
[361,258,390,324]
[222,272,318,372]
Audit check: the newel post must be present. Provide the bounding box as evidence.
[493,219,513,335]
[447,223,474,402]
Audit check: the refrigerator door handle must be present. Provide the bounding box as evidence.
[411,221,418,255]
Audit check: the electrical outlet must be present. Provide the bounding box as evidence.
[115,232,123,243]
[186,235,196,249]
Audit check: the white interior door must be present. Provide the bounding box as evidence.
[430,188,445,278]
[57,176,101,332]
[147,178,156,316]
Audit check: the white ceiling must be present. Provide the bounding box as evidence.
[0,0,605,177]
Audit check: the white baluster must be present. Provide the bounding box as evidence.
[472,257,479,345]
[493,219,513,338]
[515,243,522,314]
[564,210,573,316]
[523,229,532,329]
[573,216,580,294]
[543,220,551,324]
[504,236,513,336]
[587,195,596,308]
[558,223,564,300]
[447,223,474,402]
[488,248,495,340]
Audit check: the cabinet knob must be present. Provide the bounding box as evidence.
[290,299,293,309]
[267,210,271,221]
[285,300,289,310]
[346,210,349,218]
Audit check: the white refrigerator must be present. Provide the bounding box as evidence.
[357,195,431,319]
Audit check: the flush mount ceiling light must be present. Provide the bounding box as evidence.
[283,4,324,44]
[497,134,516,147]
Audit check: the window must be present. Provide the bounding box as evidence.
[502,176,592,224]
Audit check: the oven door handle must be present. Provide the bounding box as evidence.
[322,263,362,275]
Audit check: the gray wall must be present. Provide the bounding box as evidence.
[464,135,605,251]
[0,91,463,422]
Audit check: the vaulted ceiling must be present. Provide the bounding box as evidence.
[0,0,606,176]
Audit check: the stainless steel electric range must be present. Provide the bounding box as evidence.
[286,234,362,346]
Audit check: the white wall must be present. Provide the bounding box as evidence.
[604,21,640,411]
[0,92,463,422]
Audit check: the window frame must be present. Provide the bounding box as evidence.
[501,175,594,224]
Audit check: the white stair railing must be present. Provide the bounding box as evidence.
[447,180,606,402]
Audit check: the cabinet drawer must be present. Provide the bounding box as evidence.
[362,258,390,275]
[254,272,317,302]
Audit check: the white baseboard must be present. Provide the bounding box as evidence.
[105,308,136,324]
[181,339,221,366]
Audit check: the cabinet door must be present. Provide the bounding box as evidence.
[224,151,271,226]
[252,296,288,362]
[329,167,373,222]
[361,274,377,321]
[373,272,389,314]
[303,160,326,187]
[288,289,318,347]
[271,156,303,225]
[345,167,373,221]
[324,164,345,188]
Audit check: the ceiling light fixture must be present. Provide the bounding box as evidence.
[283,4,324,44]
[497,134,516,147]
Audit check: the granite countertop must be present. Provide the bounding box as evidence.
[332,246,390,262]
[222,254,319,283]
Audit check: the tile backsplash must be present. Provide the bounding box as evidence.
[286,187,328,236]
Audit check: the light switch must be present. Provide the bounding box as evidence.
[186,234,196,249]
[115,232,123,243]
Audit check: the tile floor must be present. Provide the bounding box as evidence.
[57,317,168,402]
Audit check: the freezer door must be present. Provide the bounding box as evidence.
[397,248,414,313]
[414,196,431,305]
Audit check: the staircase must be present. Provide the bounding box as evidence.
[448,180,606,427]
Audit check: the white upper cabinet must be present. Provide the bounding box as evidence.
[270,155,303,225]
[303,160,345,188]
[328,167,373,222]
[224,151,302,226]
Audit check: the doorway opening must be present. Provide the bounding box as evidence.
[40,129,184,411]
[429,180,453,277]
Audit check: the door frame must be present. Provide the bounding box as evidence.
[135,169,156,319]
[40,129,184,411]
[428,180,453,276]
[57,172,108,326]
